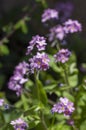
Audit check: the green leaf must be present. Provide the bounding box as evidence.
[21,21,28,34]
[44,84,57,92]
[2,38,9,44]
[14,20,23,29]
[36,79,48,105]
[63,92,75,102]
[29,120,40,129]
[24,106,37,116]
[14,20,28,34]
[21,94,29,110]
[53,123,71,130]
[68,74,78,87]
[69,52,77,63]
[48,55,62,73]
[25,79,34,89]
[2,23,13,34]
[35,0,47,8]
[69,63,78,74]
[0,45,9,55]
[80,120,86,130]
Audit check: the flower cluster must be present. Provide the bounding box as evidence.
[8,61,29,96]
[26,35,47,55]
[42,8,58,23]
[10,118,28,130]
[0,99,4,107]
[48,19,82,42]
[54,49,71,63]
[51,97,75,116]
[29,52,50,73]
[48,25,65,41]
[41,8,82,42]
[64,19,82,34]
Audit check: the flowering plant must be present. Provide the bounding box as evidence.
[0,1,86,130]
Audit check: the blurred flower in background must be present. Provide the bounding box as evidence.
[42,8,59,23]
[55,1,74,22]
[8,61,29,96]
[64,19,82,33]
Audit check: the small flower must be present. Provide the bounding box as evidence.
[29,52,50,73]
[64,19,82,33]
[10,118,28,130]
[0,99,4,107]
[60,97,69,105]
[48,25,65,42]
[8,61,29,96]
[42,8,58,23]
[54,49,71,63]
[51,97,75,117]
[26,35,47,55]
[15,61,29,75]
[51,102,65,114]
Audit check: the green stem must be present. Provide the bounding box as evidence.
[34,70,40,101]
[64,68,70,86]
[72,125,78,130]
[40,110,48,130]
[51,39,60,49]
[62,64,70,87]
[50,113,55,130]
[60,85,76,90]
[56,43,60,51]
[34,71,48,130]
[21,94,28,110]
